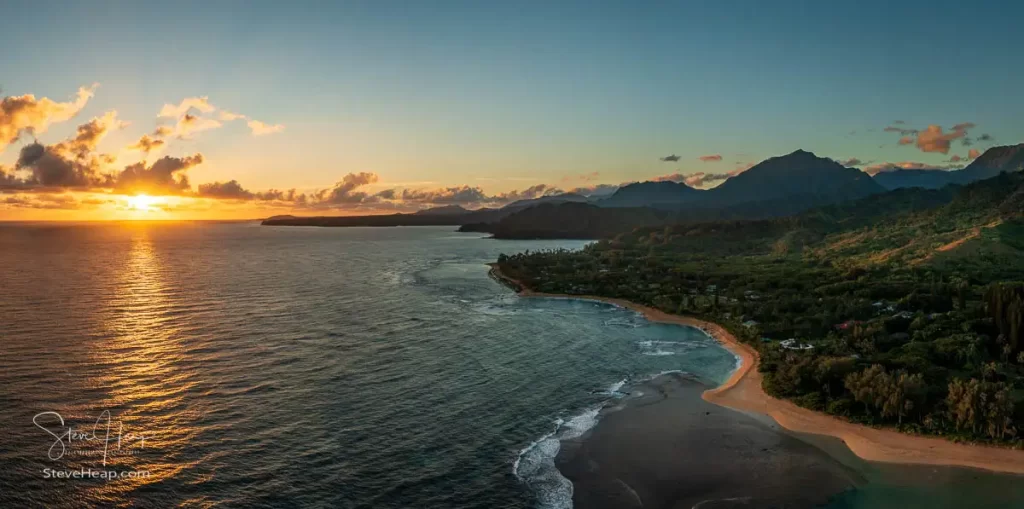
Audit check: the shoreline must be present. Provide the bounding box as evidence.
[488,264,1024,475]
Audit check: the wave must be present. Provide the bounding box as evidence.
[513,407,603,509]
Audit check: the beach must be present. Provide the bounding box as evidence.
[556,373,859,508]
[489,265,1024,475]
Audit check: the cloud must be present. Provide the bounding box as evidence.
[884,126,918,136]
[948,155,962,163]
[914,124,973,154]
[14,142,107,188]
[890,122,975,154]
[157,97,284,138]
[314,172,380,204]
[174,113,222,139]
[659,154,680,162]
[977,133,993,142]
[197,179,255,199]
[893,120,906,124]
[397,185,489,205]
[129,135,166,154]
[247,119,285,136]
[9,112,124,189]
[863,161,962,175]
[159,97,216,118]
[655,171,735,188]
[968,148,981,160]
[839,157,862,167]
[69,109,125,152]
[698,154,723,162]
[113,154,204,194]
[152,126,173,137]
[0,85,96,152]
[218,110,246,121]
[567,183,618,197]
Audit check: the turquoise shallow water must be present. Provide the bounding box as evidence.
[0,223,1020,508]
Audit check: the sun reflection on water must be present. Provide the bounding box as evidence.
[84,226,200,502]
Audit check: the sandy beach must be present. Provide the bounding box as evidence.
[489,265,1024,475]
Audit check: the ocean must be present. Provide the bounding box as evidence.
[0,222,1020,508]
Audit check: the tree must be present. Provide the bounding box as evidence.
[986,283,1024,354]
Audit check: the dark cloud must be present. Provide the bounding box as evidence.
[398,185,489,205]
[838,157,862,167]
[113,154,204,194]
[15,142,107,188]
[197,180,253,199]
[314,172,379,204]
[977,133,993,142]
[659,154,680,162]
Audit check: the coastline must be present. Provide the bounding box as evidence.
[488,264,1024,475]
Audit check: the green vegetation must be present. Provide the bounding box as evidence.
[496,172,1024,446]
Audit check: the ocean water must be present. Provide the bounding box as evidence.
[0,223,1020,508]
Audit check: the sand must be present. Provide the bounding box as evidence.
[488,265,1024,475]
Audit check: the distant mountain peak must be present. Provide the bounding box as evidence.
[600,179,702,208]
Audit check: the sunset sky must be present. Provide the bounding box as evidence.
[2,1,1023,220]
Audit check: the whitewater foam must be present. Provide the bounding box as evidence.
[513,405,604,509]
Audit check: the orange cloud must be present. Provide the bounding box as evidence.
[0,85,96,152]
[247,119,285,136]
[698,154,723,162]
[968,148,981,160]
[158,97,216,118]
[128,134,166,154]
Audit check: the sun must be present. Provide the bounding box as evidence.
[126,194,162,212]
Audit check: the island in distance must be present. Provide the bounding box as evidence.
[262,144,1024,240]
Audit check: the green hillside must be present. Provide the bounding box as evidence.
[496,172,1024,446]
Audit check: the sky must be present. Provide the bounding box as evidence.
[1,0,1022,220]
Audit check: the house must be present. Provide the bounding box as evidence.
[780,338,814,351]
[742,320,759,328]
[892,311,915,320]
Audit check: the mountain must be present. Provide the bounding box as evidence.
[710,150,884,206]
[872,143,1024,190]
[462,202,673,239]
[956,143,1024,183]
[413,205,471,216]
[600,181,703,208]
[872,169,955,190]
[504,192,589,210]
